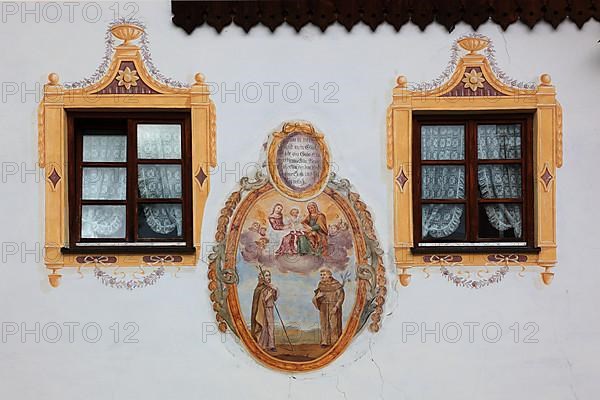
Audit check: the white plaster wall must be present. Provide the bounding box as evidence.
[0,1,599,399]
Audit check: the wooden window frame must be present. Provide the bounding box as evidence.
[412,113,535,249]
[37,22,216,287]
[66,111,193,252]
[386,37,563,283]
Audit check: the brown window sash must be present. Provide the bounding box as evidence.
[412,113,534,249]
[66,111,192,251]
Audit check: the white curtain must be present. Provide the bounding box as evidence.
[422,165,465,200]
[477,124,521,159]
[420,125,466,239]
[80,135,128,239]
[421,166,465,238]
[422,204,464,239]
[421,125,465,160]
[142,205,182,236]
[138,165,183,236]
[83,135,126,162]
[81,205,125,238]
[137,124,181,159]
[82,168,126,200]
[477,125,523,238]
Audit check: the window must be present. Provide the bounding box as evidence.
[387,36,562,285]
[413,114,533,248]
[38,22,216,287]
[67,112,192,250]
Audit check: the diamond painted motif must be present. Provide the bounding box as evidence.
[47,167,61,189]
[396,167,408,191]
[540,165,553,190]
[195,167,207,187]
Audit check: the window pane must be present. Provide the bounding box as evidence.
[138,204,183,238]
[479,204,522,239]
[422,165,465,199]
[478,164,522,199]
[138,165,182,199]
[82,168,126,200]
[137,124,182,159]
[81,205,126,239]
[422,204,465,240]
[477,124,521,159]
[83,135,127,162]
[421,125,465,160]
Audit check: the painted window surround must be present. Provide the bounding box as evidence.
[386,36,563,286]
[37,23,216,287]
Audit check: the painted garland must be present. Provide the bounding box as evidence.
[82,256,168,290]
[64,18,189,90]
[207,170,387,334]
[440,265,509,289]
[94,266,165,290]
[410,33,536,92]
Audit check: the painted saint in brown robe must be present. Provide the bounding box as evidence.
[250,270,278,351]
[312,268,345,346]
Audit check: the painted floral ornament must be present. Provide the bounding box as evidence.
[208,121,387,371]
[462,69,485,91]
[116,66,139,89]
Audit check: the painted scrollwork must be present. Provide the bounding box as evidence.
[388,33,563,286]
[38,18,216,287]
[208,123,387,371]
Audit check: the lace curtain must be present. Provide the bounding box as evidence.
[83,135,126,162]
[137,124,181,159]
[421,125,465,160]
[81,205,126,238]
[79,131,183,239]
[477,125,523,238]
[478,124,521,159]
[82,168,126,200]
[421,125,465,239]
[138,165,183,237]
[81,135,128,238]
[422,204,464,239]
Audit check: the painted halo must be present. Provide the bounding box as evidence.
[208,122,386,372]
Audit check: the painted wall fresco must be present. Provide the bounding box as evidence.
[208,122,387,371]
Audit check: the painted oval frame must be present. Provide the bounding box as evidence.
[208,121,386,372]
[267,122,331,201]
[224,184,369,371]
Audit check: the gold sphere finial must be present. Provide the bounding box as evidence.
[194,73,205,84]
[48,73,59,85]
[396,75,407,88]
[540,74,552,85]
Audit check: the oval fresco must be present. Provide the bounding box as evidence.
[208,122,386,372]
[267,123,330,200]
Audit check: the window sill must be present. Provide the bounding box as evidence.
[61,246,196,255]
[410,246,541,254]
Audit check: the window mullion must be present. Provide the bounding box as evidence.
[127,119,137,243]
[467,119,477,243]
